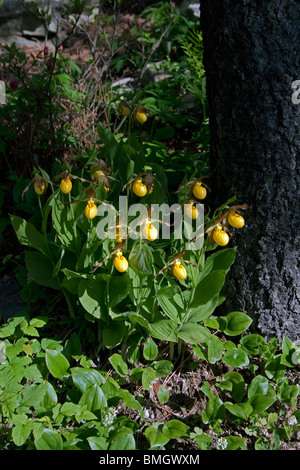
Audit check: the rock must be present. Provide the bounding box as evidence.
[111,77,139,93]
[140,61,173,86]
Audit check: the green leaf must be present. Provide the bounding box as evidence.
[277,383,299,405]
[129,249,152,276]
[202,396,226,425]
[143,337,158,361]
[51,199,79,254]
[79,384,107,412]
[102,322,126,349]
[142,367,156,390]
[191,270,226,309]
[247,394,276,415]
[71,367,105,393]
[188,295,220,323]
[35,381,58,414]
[224,402,253,420]
[108,353,128,377]
[207,335,223,364]
[34,429,64,450]
[45,349,70,379]
[158,295,182,322]
[193,433,211,450]
[221,372,245,402]
[178,323,211,345]
[87,436,108,450]
[108,274,130,308]
[78,275,108,319]
[21,384,47,407]
[265,355,286,380]
[153,360,173,377]
[109,434,136,450]
[158,385,169,404]
[239,334,264,355]
[247,375,269,398]
[148,320,178,342]
[10,215,48,256]
[201,248,237,277]
[222,348,249,368]
[118,390,143,414]
[12,420,32,446]
[225,436,247,450]
[163,419,189,439]
[25,251,60,290]
[221,311,252,336]
[145,425,169,449]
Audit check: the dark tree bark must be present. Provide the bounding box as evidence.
[201,1,300,342]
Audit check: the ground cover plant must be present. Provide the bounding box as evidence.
[0,0,299,451]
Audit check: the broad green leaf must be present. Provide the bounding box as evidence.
[34,429,64,450]
[129,249,152,275]
[178,323,211,345]
[45,349,70,379]
[224,402,253,420]
[239,334,265,355]
[145,425,169,449]
[51,200,79,254]
[79,384,107,412]
[156,285,180,298]
[25,251,60,290]
[163,419,189,439]
[142,367,156,390]
[158,385,169,404]
[277,383,299,405]
[221,311,252,336]
[201,248,237,277]
[188,295,220,323]
[102,322,126,348]
[222,348,249,368]
[158,295,182,322]
[143,337,158,361]
[87,436,108,450]
[10,215,48,256]
[265,355,286,380]
[71,367,105,393]
[109,353,128,377]
[207,335,223,364]
[35,381,57,414]
[12,420,32,446]
[225,436,247,450]
[223,372,245,402]
[247,394,276,415]
[193,433,211,450]
[247,375,269,398]
[78,275,108,319]
[21,383,47,407]
[148,320,178,342]
[191,270,226,308]
[109,427,135,449]
[153,360,173,377]
[108,274,130,308]
[118,390,143,414]
[202,396,226,424]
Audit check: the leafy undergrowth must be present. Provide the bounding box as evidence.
[0,309,299,451]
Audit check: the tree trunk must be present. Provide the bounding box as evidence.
[201,0,300,342]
